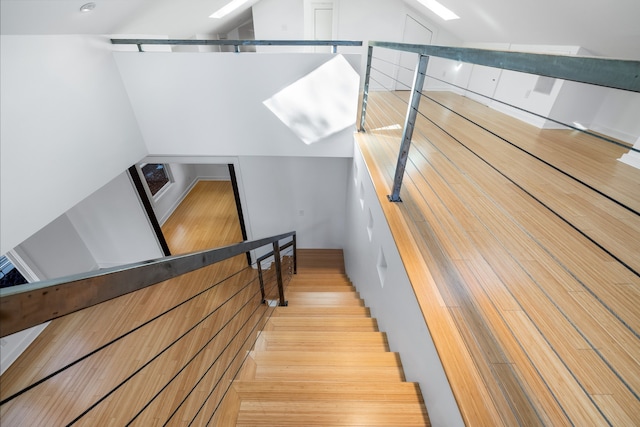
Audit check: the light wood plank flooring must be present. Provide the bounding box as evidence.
[358,90,640,426]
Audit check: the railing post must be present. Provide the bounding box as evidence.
[388,54,429,202]
[359,45,374,132]
[292,234,297,275]
[272,241,288,306]
[256,260,266,304]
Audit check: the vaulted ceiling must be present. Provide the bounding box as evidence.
[1,0,639,59]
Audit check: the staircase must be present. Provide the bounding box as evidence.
[218,249,430,426]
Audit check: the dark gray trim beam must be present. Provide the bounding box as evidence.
[370,42,640,92]
[111,39,362,47]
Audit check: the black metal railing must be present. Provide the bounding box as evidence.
[358,41,640,202]
[111,38,362,53]
[0,232,296,425]
[257,234,297,307]
[0,231,296,337]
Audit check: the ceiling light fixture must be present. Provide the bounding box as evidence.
[80,2,96,12]
[209,0,250,19]
[79,2,96,12]
[417,0,459,21]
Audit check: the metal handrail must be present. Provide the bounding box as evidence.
[368,41,640,92]
[360,42,640,202]
[111,39,363,53]
[0,231,296,337]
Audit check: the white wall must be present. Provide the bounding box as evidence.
[65,172,164,268]
[114,52,359,158]
[344,144,463,427]
[337,0,461,90]
[253,0,461,90]
[619,137,640,169]
[546,80,609,130]
[194,164,231,180]
[591,89,640,144]
[253,0,305,50]
[0,35,148,255]
[13,214,98,280]
[238,156,348,255]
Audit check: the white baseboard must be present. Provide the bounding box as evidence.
[619,152,640,170]
[590,124,636,145]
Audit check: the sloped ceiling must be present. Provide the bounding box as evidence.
[403,0,640,59]
[1,0,639,59]
[0,0,258,38]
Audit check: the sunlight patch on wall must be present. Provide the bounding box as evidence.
[263,55,360,145]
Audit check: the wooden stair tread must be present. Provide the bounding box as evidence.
[236,400,429,426]
[262,317,378,332]
[287,291,360,298]
[253,365,406,381]
[290,273,351,279]
[286,297,365,307]
[232,380,424,402]
[285,285,356,292]
[272,306,370,317]
[255,331,389,352]
[248,351,399,366]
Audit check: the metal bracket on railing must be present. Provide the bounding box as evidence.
[359,46,374,132]
[389,54,430,202]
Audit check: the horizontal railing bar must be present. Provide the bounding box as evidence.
[0,231,295,337]
[111,39,362,47]
[256,252,274,263]
[369,41,640,93]
[255,238,295,264]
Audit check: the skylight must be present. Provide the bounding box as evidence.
[417,0,460,21]
[209,0,250,19]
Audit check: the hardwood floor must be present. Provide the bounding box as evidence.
[359,90,640,426]
[162,180,244,254]
[0,180,266,426]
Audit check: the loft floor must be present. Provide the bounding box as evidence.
[357,90,640,426]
